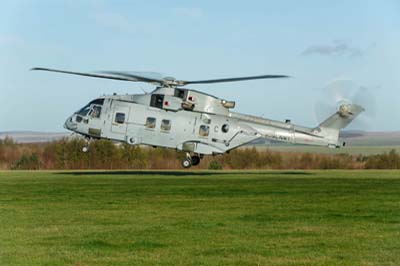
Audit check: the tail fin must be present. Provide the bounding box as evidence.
[317,104,364,146]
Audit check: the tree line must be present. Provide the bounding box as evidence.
[1,137,400,170]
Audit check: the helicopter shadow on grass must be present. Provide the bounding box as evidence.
[56,170,313,177]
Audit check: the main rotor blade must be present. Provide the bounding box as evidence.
[182,74,290,85]
[32,68,290,86]
[31,67,148,83]
[99,71,165,84]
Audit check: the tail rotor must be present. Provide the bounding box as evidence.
[314,79,376,130]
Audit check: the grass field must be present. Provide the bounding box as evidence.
[1,170,400,266]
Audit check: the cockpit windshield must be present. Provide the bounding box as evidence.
[76,98,104,116]
[77,104,91,116]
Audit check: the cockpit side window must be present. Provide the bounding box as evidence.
[90,105,102,118]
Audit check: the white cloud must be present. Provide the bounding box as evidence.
[301,40,363,57]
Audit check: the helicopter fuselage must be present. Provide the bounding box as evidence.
[64,87,350,160]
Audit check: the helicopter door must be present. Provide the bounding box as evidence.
[111,106,130,134]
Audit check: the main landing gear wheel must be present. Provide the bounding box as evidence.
[181,154,201,168]
[181,158,192,168]
[191,155,200,166]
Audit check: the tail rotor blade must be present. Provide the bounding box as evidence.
[325,79,355,102]
[314,79,375,130]
[314,100,336,123]
[352,86,376,117]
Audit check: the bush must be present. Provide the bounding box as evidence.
[208,160,223,170]
[365,149,400,169]
[2,137,400,170]
[11,154,41,170]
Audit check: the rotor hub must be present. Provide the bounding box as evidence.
[338,103,352,117]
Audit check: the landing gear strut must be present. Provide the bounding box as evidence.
[82,137,90,153]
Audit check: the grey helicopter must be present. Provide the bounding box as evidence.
[32,67,364,168]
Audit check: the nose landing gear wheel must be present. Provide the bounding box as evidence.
[82,137,91,153]
[181,158,192,168]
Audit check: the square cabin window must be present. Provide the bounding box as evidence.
[199,125,210,137]
[161,119,171,131]
[115,112,125,124]
[145,117,156,129]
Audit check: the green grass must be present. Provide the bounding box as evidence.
[0,170,400,266]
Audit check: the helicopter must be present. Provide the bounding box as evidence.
[32,67,364,168]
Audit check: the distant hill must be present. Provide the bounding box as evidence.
[0,131,70,143]
[339,131,400,146]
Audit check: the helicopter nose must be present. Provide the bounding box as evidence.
[64,115,77,131]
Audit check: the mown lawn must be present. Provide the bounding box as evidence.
[0,170,399,266]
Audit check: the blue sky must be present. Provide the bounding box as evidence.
[1,0,399,131]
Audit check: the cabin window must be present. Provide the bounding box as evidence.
[115,112,125,124]
[145,117,156,129]
[174,89,186,99]
[199,125,210,137]
[150,94,164,108]
[161,119,171,131]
